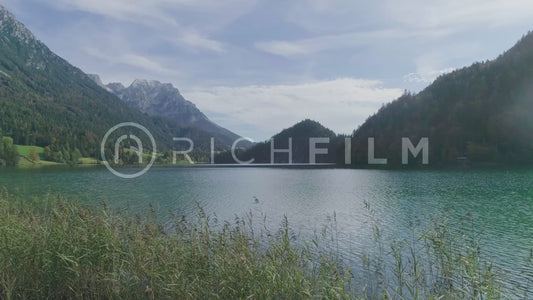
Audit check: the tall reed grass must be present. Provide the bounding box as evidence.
[0,188,520,299]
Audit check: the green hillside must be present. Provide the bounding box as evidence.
[216,119,343,164]
[0,6,225,165]
[348,31,533,166]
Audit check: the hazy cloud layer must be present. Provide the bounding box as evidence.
[2,0,532,139]
[183,78,403,140]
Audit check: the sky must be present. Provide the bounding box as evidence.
[2,0,533,141]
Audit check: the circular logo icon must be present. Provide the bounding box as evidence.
[101,122,157,179]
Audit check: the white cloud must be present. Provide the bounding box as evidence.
[380,0,533,30]
[84,48,181,77]
[41,0,244,53]
[46,0,177,26]
[43,0,260,30]
[403,68,455,84]
[118,54,180,76]
[402,41,483,85]
[43,0,253,22]
[254,41,308,57]
[286,0,533,34]
[5,0,532,140]
[255,28,452,57]
[182,78,403,140]
[177,31,226,53]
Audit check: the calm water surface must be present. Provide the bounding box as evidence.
[1,167,532,295]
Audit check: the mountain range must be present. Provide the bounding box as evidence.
[3,3,533,167]
[88,75,244,148]
[0,5,243,163]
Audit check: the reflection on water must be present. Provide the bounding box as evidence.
[1,166,532,294]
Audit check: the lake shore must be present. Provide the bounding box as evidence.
[0,189,515,299]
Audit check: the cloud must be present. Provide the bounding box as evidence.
[45,0,177,26]
[182,78,403,140]
[42,0,260,31]
[118,54,181,76]
[177,31,226,53]
[254,41,308,57]
[5,0,532,140]
[403,68,455,84]
[402,41,483,85]
[42,0,252,23]
[255,28,452,57]
[286,0,533,33]
[380,0,533,30]
[40,0,240,53]
[84,48,181,77]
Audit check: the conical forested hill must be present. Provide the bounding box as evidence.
[216,119,342,164]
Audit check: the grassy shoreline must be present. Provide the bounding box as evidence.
[0,190,523,299]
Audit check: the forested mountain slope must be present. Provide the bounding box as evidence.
[0,5,220,162]
[349,31,533,166]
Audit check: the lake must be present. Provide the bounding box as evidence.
[1,166,532,295]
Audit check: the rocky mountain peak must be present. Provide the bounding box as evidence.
[87,74,112,92]
[129,79,177,94]
[0,5,56,71]
[0,5,36,44]
[131,78,161,88]
[87,74,245,146]
[106,82,126,94]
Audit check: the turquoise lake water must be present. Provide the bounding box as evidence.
[1,166,532,296]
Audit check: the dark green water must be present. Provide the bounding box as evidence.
[1,167,532,295]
